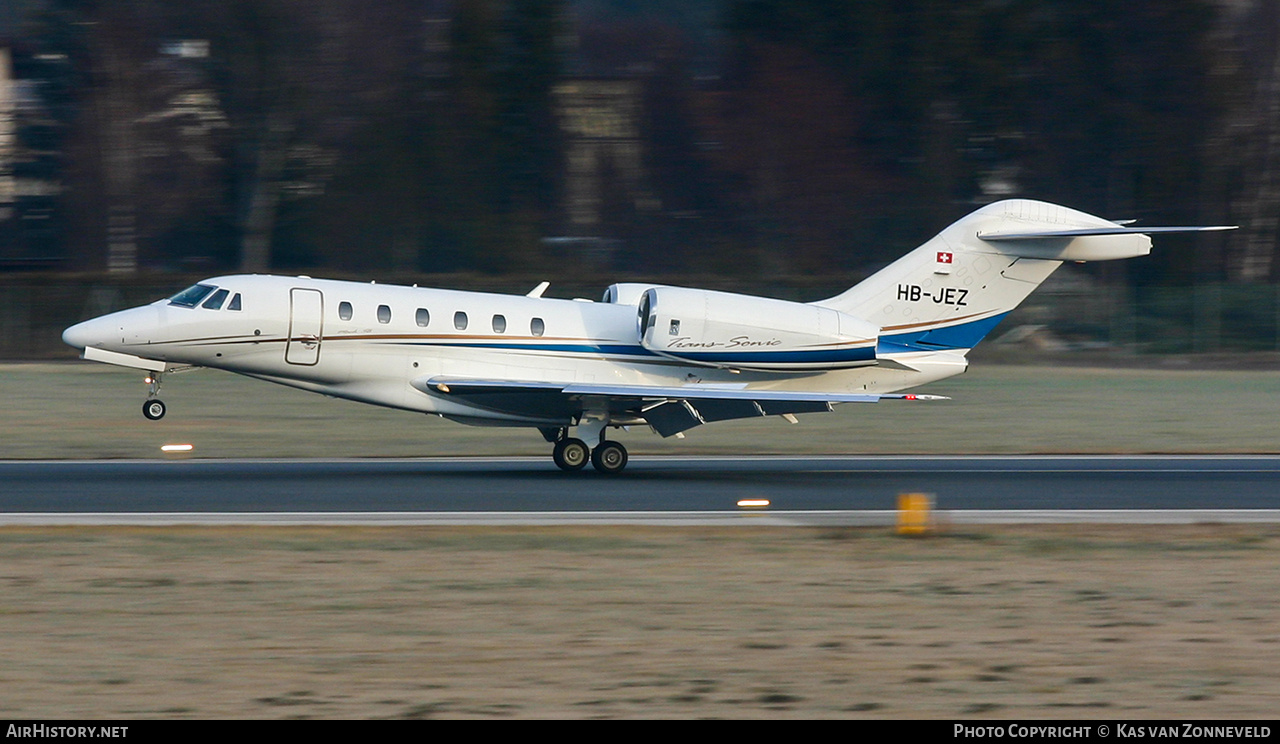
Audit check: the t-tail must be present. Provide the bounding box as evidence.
[815,199,1235,356]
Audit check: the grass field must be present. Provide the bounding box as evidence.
[2,361,1278,459]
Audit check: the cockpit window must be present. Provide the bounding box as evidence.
[202,288,230,310]
[168,284,216,308]
[228,293,242,311]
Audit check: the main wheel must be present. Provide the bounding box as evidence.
[591,440,628,475]
[552,437,590,472]
[142,399,167,421]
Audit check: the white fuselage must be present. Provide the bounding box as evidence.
[63,274,966,425]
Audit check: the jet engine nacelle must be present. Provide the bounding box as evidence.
[638,287,879,371]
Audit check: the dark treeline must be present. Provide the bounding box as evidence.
[2,0,1278,286]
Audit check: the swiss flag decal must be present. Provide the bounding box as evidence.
[936,251,953,264]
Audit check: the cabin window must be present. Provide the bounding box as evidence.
[228,293,242,311]
[492,314,506,333]
[167,284,216,308]
[377,305,392,324]
[416,308,430,327]
[202,288,229,310]
[530,317,545,337]
[338,301,353,321]
[454,311,468,331]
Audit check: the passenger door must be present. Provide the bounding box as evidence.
[286,288,323,365]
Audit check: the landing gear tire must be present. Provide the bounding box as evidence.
[552,438,590,472]
[142,399,167,421]
[591,440,628,475]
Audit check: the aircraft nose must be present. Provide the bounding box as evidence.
[62,316,117,350]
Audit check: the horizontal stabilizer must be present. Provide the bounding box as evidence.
[979,225,1236,241]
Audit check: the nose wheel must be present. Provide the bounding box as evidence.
[142,372,166,420]
[142,399,167,420]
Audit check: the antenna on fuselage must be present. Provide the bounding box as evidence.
[526,281,550,298]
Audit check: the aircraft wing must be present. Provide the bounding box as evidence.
[415,377,945,437]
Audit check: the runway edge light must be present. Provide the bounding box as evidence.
[896,492,935,536]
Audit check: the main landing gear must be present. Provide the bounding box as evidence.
[142,373,166,420]
[552,437,589,471]
[591,440,628,474]
[545,428,629,475]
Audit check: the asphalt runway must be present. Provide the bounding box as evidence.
[2,455,1280,525]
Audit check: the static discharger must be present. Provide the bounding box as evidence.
[737,499,771,508]
[896,492,935,536]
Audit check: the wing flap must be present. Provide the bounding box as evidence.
[690,398,764,423]
[758,400,833,416]
[641,400,705,437]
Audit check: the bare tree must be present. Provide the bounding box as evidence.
[1219,1,1280,281]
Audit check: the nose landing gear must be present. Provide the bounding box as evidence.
[142,399,167,420]
[142,373,166,420]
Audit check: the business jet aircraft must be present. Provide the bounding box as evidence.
[62,199,1233,473]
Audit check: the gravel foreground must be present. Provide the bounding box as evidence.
[0,524,1276,719]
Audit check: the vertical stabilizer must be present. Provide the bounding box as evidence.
[815,200,1158,353]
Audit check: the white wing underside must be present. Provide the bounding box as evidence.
[418,377,945,437]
